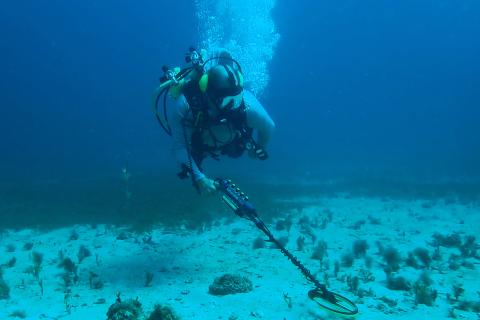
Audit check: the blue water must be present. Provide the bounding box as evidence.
[1,3,480,319]
[267,0,480,180]
[0,0,479,228]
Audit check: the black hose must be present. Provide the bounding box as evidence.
[154,87,171,136]
[155,67,196,137]
[162,86,171,135]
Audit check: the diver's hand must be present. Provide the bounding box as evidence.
[249,147,268,160]
[196,176,217,195]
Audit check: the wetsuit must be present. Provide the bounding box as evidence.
[168,90,275,181]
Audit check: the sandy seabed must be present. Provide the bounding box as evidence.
[1,194,479,319]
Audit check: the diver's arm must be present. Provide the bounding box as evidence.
[244,91,275,149]
[168,95,205,181]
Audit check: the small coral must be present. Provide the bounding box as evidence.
[208,274,253,296]
[471,301,480,313]
[275,215,293,232]
[358,269,375,282]
[364,256,373,269]
[349,220,366,230]
[106,298,143,320]
[333,261,340,277]
[252,237,265,250]
[432,246,442,261]
[311,240,328,261]
[0,270,10,300]
[451,283,464,301]
[386,275,410,291]
[461,260,475,269]
[413,247,432,268]
[77,245,92,264]
[431,232,461,248]
[58,257,77,274]
[414,280,437,306]
[147,304,180,320]
[299,222,317,243]
[144,271,154,287]
[91,277,104,289]
[381,246,402,272]
[418,271,433,286]
[32,251,43,266]
[296,236,305,252]
[58,257,78,287]
[456,300,473,311]
[69,229,80,241]
[379,296,397,307]
[352,240,369,258]
[459,235,478,258]
[32,251,43,279]
[448,254,461,271]
[375,241,385,255]
[346,275,360,295]
[367,215,381,225]
[341,252,354,268]
[6,257,16,268]
[9,310,26,319]
[89,272,104,289]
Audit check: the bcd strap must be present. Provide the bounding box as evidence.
[194,111,203,128]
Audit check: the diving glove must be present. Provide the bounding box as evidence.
[249,147,268,160]
[255,148,268,160]
[196,176,217,195]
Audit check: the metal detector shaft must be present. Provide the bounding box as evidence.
[214,178,332,298]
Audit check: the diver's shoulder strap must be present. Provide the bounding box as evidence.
[182,77,207,112]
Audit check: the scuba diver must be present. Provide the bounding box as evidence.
[153,49,358,317]
[153,48,275,194]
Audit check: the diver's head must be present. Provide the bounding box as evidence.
[205,64,244,111]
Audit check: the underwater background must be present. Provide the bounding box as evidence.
[1,1,480,319]
[1,0,479,226]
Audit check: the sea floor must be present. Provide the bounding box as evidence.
[1,194,479,319]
